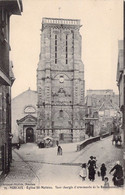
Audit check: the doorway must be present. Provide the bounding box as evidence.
[26,128,34,143]
[90,124,94,137]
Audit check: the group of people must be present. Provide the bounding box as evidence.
[79,156,124,187]
[79,156,97,182]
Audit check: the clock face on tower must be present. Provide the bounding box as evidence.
[59,75,64,83]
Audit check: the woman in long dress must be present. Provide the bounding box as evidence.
[88,156,96,181]
[109,161,124,187]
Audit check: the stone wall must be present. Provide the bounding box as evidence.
[37,18,85,143]
[0,85,11,173]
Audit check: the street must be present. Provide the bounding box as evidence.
[0,136,123,188]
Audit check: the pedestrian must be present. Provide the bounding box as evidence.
[60,146,62,155]
[79,163,87,181]
[87,156,96,181]
[104,177,109,188]
[100,163,107,181]
[57,145,62,155]
[57,145,60,155]
[109,161,124,187]
[88,156,96,168]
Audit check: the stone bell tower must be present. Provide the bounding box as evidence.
[37,17,85,143]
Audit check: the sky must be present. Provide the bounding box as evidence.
[10,0,123,98]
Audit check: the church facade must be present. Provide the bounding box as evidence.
[12,88,37,144]
[37,18,85,143]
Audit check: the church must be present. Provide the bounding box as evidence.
[12,88,37,144]
[37,17,85,143]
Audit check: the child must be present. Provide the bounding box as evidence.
[100,163,107,181]
[79,163,87,181]
[104,177,109,188]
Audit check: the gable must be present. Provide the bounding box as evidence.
[17,115,37,125]
[99,100,114,111]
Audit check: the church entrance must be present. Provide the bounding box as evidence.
[26,128,34,143]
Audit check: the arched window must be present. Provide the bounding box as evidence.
[24,106,36,114]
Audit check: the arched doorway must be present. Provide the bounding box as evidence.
[26,127,34,143]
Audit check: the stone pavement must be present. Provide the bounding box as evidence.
[0,136,124,188]
[0,149,39,187]
[9,136,123,166]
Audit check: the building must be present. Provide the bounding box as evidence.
[116,39,124,174]
[0,0,23,175]
[117,41,124,124]
[37,17,85,143]
[85,89,119,135]
[12,88,37,144]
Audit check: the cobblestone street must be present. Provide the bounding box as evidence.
[0,136,123,189]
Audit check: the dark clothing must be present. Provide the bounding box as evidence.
[38,142,44,148]
[88,159,96,181]
[57,146,60,155]
[88,159,96,168]
[57,146,62,155]
[100,165,107,180]
[110,164,123,186]
[88,166,96,181]
[112,176,124,186]
[110,164,123,178]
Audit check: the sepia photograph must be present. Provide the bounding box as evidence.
[0,0,124,194]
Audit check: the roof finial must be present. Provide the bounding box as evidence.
[58,7,61,18]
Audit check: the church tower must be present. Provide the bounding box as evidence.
[37,17,85,143]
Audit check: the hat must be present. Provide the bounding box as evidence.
[82,163,86,168]
[116,161,120,165]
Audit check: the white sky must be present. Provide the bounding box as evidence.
[10,0,123,98]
